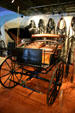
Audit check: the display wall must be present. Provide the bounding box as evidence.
[0,12,75,47]
[26,13,75,37]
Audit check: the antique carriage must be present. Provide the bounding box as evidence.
[0,32,65,105]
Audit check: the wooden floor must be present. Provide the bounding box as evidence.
[0,66,75,113]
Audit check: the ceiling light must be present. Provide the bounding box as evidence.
[11,0,15,4]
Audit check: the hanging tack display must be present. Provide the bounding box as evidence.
[57,17,66,35]
[38,19,45,34]
[27,20,37,34]
[46,18,55,34]
[71,16,75,32]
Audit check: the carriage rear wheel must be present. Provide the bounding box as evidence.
[47,61,64,105]
[0,56,22,88]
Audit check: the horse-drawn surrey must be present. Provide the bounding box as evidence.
[0,29,66,105]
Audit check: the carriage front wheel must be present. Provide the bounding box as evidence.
[0,56,22,88]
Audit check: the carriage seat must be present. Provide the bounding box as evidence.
[10,48,55,66]
[10,48,42,66]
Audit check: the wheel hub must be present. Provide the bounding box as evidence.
[10,69,15,74]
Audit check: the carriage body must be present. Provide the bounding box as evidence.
[0,33,65,105]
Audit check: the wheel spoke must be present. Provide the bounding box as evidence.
[9,75,12,87]
[5,60,11,69]
[13,73,15,86]
[1,72,10,78]
[3,75,11,85]
[14,73,19,81]
[1,68,10,71]
[15,65,21,71]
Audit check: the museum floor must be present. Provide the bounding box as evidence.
[0,65,75,113]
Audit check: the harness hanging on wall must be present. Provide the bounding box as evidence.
[71,16,75,32]
[38,19,45,34]
[57,17,66,35]
[29,20,36,29]
[46,18,55,34]
[28,20,37,34]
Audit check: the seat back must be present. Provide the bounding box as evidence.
[22,48,42,65]
[14,48,42,66]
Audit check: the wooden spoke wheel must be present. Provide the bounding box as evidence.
[47,61,64,105]
[0,56,22,88]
